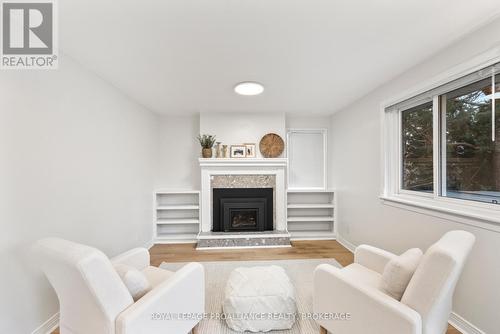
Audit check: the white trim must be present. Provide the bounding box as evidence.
[381,46,500,227]
[287,188,335,193]
[397,108,403,191]
[380,46,500,196]
[432,95,441,196]
[333,191,338,236]
[199,158,287,168]
[31,312,59,334]
[398,189,434,198]
[449,312,486,334]
[287,203,334,209]
[440,96,448,197]
[380,196,500,233]
[157,205,199,210]
[154,189,200,194]
[336,235,356,252]
[287,187,328,191]
[492,73,496,142]
[154,239,197,244]
[290,234,336,241]
[286,128,328,190]
[143,239,154,250]
[287,216,334,222]
[154,191,200,243]
[337,233,485,334]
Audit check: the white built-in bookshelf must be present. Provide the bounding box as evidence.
[286,189,336,240]
[154,188,336,243]
[154,190,200,243]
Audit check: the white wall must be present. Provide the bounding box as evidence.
[331,17,500,333]
[156,115,200,189]
[155,113,331,190]
[0,54,159,333]
[200,112,286,158]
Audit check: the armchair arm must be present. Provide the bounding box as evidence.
[354,245,396,274]
[111,248,150,271]
[116,262,205,334]
[313,264,421,334]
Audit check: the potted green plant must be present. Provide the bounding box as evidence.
[197,134,216,158]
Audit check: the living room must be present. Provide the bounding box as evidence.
[2,1,500,334]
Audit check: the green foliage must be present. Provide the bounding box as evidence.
[445,88,498,191]
[446,91,493,154]
[402,103,434,191]
[402,78,500,194]
[197,134,216,148]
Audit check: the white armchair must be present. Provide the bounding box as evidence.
[313,230,475,334]
[35,238,204,334]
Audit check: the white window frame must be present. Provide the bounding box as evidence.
[381,46,500,228]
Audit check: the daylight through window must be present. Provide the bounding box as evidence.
[389,63,500,206]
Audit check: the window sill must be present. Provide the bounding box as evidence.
[380,194,500,233]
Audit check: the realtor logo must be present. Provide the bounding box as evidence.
[1,0,57,69]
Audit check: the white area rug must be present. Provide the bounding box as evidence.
[160,258,341,333]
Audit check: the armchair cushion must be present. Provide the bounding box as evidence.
[114,264,152,301]
[342,263,381,289]
[313,264,422,334]
[379,248,422,301]
[111,248,150,271]
[116,262,205,334]
[355,245,397,274]
[142,266,174,288]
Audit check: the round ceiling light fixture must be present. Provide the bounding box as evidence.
[234,81,264,96]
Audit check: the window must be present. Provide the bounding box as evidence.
[442,76,500,204]
[401,102,434,192]
[384,62,500,221]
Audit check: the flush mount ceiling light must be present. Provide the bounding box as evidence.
[234,82,264,96]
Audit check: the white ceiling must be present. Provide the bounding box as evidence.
[60,0,500,115]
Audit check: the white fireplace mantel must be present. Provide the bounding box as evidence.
[199,158,288,167]
[198,158,288,234]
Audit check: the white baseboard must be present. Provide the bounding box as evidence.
[449,312,485,334]
[153,239,197,244]
[337,233,484,334]
[143,239,154,250]
[31,312,59,334]
[336,234,356,252]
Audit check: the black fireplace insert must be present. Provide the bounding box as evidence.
[212,188,273,232]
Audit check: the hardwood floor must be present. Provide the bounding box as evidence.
[52,240,461,334]
[150,240,354,267]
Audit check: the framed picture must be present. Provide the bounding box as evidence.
[244,143,256,158]
[230,145,246,158]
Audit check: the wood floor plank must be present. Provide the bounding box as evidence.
[150,240,354,267]
[52,240,461,334]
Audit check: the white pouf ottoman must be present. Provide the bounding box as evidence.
[223,265,297,332]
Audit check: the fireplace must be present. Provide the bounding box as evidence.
[213,188,273,232]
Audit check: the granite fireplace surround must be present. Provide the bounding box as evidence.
[211,175,277,225]
[197,158,290,249]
